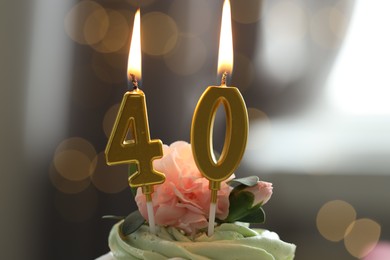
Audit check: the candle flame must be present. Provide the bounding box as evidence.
[217,0,233,77]
[127,9,141,81]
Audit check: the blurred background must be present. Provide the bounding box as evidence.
[2,0,390,259]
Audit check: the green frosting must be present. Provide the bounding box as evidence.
[108,222,296,260]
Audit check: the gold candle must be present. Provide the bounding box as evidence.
[105,9,164,234]
[105,87,165,194]
[191,0,248,236]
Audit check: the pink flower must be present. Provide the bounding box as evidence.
[243,181,273,207]
[135,141,232,234]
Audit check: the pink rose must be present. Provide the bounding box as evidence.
[135,141,232,234]
[243,181,273,207]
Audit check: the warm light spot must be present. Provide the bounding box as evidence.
[103,103,120,138]
[91,152,129,193]
[49,163,90,194]
[115,8,136,54]
[164,34,207,75]
[363,241,390,260]
[53,137,97,181]
[248,108,269,122]
[54,187,98,222]
[128,9,142,80]
[83,7,109,45]
[55,137,97,162]
[344,218,381,258]
[90,10,132,54]
[169,0,211,34]
[64,1,107,44]
[54,150,93,181]
[99,10,129,53]
[217,0,234,76]
[142,12,178,56]
[316,200,357,242]
[231,53,254,91]
[90,41,111,53]
[231,0,262,24]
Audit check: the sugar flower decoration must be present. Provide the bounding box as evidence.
[135,141,232,234]
[130,141,273,235]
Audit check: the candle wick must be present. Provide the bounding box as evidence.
[129,73,139,90]
[221,71,228,86]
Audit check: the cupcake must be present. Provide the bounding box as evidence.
[100,142,296,260]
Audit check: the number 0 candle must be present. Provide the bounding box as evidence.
[105,9,165,234]
[191,0,248,236]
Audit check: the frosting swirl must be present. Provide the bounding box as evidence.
[108,222,296,260]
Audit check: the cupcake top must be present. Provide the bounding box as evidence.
[109,222,296,260]
[105,141,295,259]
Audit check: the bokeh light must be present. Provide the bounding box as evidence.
[91,152,129,194]
[65,2,133,55]
[54,150,93,181]
[90,9,130,54]
[164,34,207,75]
[54,187,98,222]
[248,107,269,121]
[53,137,97,181]
[55,137,97,162]
[103,103,120,138]
[83,6,109,45]
[231,0,262,24]
[141,12,178,56]
[64,1,108,45]
[98,10,129,53]
[344,218,381,258]
[316,200,357,242]
[49,163,91,194]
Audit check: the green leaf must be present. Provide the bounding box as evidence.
[102,215,125,220]
[228,176,259,188]
[238,207,265,223]
[224,190,255,223]
[120,210,145,236]
[220,186,266,224]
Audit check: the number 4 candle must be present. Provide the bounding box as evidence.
[191,0,249,236]
[105,9,165,235]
